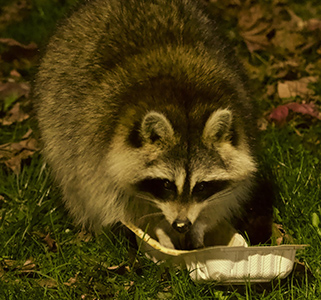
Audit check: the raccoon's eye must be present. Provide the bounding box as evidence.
[163,179,176,191]
[193,182,205,193]
[137,178,177,200]
[192,180,230,201]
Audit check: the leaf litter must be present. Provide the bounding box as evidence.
[221,0,321,130]
[0,37,38,173]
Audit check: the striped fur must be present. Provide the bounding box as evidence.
[35,0,261,249]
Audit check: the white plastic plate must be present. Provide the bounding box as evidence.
[124,222,306,284]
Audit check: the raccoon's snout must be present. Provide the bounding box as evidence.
[172,218,192,234]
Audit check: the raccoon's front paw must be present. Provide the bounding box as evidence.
[155,227,175,249]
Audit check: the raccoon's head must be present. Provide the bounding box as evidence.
[105,107,257,234]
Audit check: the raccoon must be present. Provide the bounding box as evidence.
[35,0,272,250]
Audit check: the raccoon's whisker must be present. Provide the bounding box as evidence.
[138,212,164,220]
[207,186,237,203]
[135,193,158,205]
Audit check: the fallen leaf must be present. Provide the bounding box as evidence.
[0,38,38,62]
[1,102,30,125]
[286,102,321,118]
[0,264,5,278]
[277,77,318,99]
[272,223,294,245]
[21,258,37,272]
[269,102,321,125]
[0,136,40,174]
[0,1,31,30]
[22,128,33,139]
[272,30,305,53]
[257,117,269,131]
[76,230,93,243]
[2,259,17,268]
[0,137,39,155]
[238,5,272,52]
[44,233,57,251]
[37,278,58,288]
[4,150,35,173]
[64,273,79,286]
[269,105,289,125]
[124,281,134,291]
[1,257,37,275]
[266,84,276,97]
[0,81,30,101]
[10,70,22,78]
[305,18,321,31]
[107,264,130,275]
[276,8,305,31]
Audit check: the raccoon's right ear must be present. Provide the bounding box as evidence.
[141,111,174,143]
[202,109,232,146]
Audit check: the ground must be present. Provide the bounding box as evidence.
[0,0,321,299]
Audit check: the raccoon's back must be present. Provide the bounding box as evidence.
[35,0,253,146]
[34,0,259,230]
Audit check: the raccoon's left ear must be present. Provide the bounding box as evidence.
[203,109,232,146]
[141,111,174,143]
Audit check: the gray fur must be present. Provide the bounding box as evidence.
[35,0,259,248]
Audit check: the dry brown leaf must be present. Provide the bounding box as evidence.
[0,264,5,278]
[76,230,93,243]
[266,84,276,97]
[238,5,272,52]
[64,274,79,286]
[272,223,294,245]
[257,117,269,131]
[10,70,22,78]
[277,77,318,99]
[1,258,37,275]
[0,1,31,30]
[0,38,38,62]
[4,150,34,173]
[279,8,305,31]
[124,281,134,291]
[2,259,17,268]
[272,30,305,53]
[266,58,303,79]
[22,128,33,139]
[0,137,39,155]
[0,136,40,174]
[44,233,57,251]
[37,278,58,288]
[1,103,30,125]
[305,18,321,31]
[0,81,30,100]
[107,264,130,275]
[241,26,271,52]
[238,4,266,30]
[21,258,36,272]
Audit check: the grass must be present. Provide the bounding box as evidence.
[1,0,321,299]
[0,0,80,45]
[2,127,320,299]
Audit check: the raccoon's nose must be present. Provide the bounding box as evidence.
[172,219,192,234]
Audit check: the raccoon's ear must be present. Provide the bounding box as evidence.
[141,111,174,143]
[203,109,232,145]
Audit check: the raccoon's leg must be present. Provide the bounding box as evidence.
[155,227,175,249]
